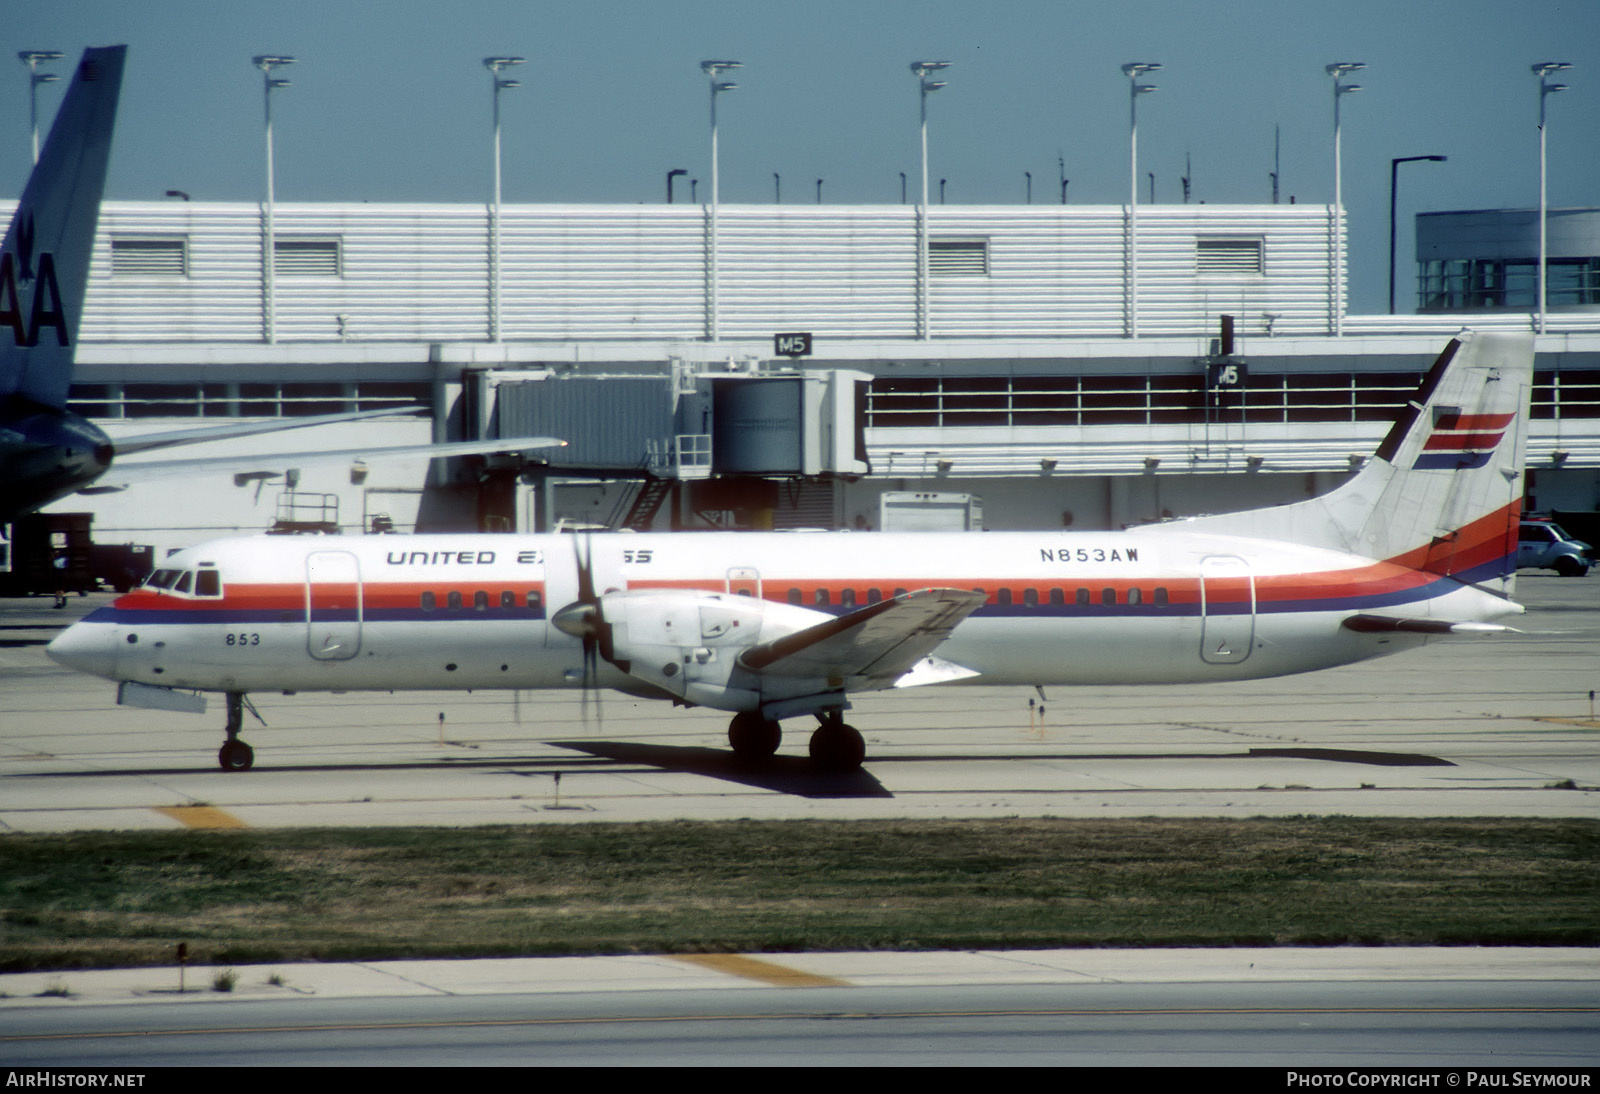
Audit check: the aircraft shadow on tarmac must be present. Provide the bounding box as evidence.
[549,741,894,798]
[10,745,1450,797]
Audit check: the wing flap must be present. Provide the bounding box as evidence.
[1342,614,1515,636]
[740,588,985,684]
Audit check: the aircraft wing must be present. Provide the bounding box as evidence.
[738,588,985,686]
[109,407,427,456]
[84,434,567,490]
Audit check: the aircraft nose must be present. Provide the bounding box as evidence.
[46,621,119,680]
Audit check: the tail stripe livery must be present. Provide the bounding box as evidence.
[1415,412,1516,470]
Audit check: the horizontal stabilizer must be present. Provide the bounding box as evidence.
[1342,614,1516,636]
[740,588,985,684]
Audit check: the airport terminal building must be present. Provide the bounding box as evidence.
[27,198,1600,551]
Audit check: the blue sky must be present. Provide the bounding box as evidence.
[7,0,1597,315]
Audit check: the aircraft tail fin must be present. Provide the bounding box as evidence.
[1174,331,1533,593]
[1,46,126,410]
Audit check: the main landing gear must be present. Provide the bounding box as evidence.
[728,711,782,759]
[809,711,865,773]
[218,691,254,772]
[727,709,864,772]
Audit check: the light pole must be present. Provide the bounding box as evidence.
[1327,62,1364,336]
[702,60,741,342]
[18,50,62,164]
[1122,62,1159,339]
[1389,155,1446,314]
[1534,62,1572,333]
[253,55,295,344]
[484,56,524,343]
[911,60,950,340]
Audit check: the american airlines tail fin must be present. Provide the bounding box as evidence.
[1,46,126,411]
[1175,332,1533,593]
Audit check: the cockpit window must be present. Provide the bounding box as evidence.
[173,571,193,594]
[195,569,221,597]
[147,569,180,590]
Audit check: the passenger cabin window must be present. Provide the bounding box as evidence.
[1128,587,1143,606]
[1101,588,1116,605]
[422,592,437,611]
[840,588,857,609]
[997,588,1013,606]
[447,591,462,610]
[525,591,542,610]
[1049,588,1064,606]
[867,588,883,604]
[814,589,830,607]
[500,590,516,609]
[788,588,802,605]
[474,590,489,611]
[1023,588,1039,608]
[1075,588,1090,606]
[1154,587,1169,606]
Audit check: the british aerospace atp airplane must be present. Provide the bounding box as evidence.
[0,45,558,525]
[50,331,1532,773]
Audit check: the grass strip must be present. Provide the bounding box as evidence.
[1,817,1596,971]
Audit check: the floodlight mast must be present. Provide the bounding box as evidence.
[911,61,951,340]
[701,60,742,341]
[1326,62,1365,336]
[18,50,63,164]
[253,55,296,344]
[1121,62,1160,339]
[1533,62,1572,334]
[484,56,525,343]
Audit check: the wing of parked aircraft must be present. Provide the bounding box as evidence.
[82,431,567,489]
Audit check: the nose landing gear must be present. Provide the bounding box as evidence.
[217,692,257,772]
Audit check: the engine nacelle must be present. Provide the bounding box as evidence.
[595,589,831,712]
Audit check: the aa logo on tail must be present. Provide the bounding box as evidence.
[1412,412,1514,470]
[0,214,70,348]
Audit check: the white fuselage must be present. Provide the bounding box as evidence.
[48,528,1521,706]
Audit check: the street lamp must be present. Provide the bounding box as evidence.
[1327,62,1365,336]
[1534,62,1572,333]
[1389,155,1446,314]
[253,55,296,344]
[1122,62,1160,339]
[484,56,524,343]
[911,60,950,340]
[18,50,62,164]
[702,60,741,342]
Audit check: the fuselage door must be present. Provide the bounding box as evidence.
[726,567,761,598]
[1199,555,1255,665]
[307,550,362,661]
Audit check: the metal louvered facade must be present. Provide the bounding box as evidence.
[15,199,1352,344]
